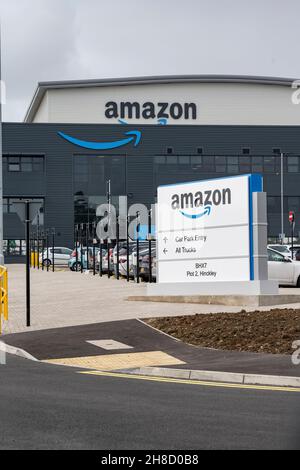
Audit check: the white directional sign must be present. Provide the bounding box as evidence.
[157,174,263,283]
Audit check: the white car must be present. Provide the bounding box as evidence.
[40,247,73,267]
[268,248,300,286]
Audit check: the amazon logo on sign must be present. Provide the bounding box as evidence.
[171,187,232,219]
[58,130,141,150]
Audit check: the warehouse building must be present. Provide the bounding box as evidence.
[2,75,300,261]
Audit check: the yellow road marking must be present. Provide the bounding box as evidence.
[78,370,300,393]
[44,351,185,371]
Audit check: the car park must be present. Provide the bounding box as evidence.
[69,247,99,271]
[40,247,73,267]
[268,247,300,286]
[138,247,157,280]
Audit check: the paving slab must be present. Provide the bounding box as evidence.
[3,264,300,335]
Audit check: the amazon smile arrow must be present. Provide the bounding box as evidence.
[58,130,142,150]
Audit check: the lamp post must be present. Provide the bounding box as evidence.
[280,152,284,244]
[25,201,31,327]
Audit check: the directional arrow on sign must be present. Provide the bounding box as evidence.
[163,237,168,244]
[163,248,168,255]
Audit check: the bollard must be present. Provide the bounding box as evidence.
[46,229,49,273]
[127,215,130,283]
[99,239,103,277]
[136,211,140,284]
[148,209,152,284]
[116,216,120,280]
[25,201,31,327]
[52,228,55,272]
[80,224,84,274]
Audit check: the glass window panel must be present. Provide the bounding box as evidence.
[9,156,20,163]
[264,164,275,173]
[215,156,226,164]
[252,156,263,164]
[21,162,33,172]
[264,156,275,164]
[191,156,202,165]
[227,156,238,164]
[9,163,20,172]
[239,164,251,173]
[288,165,298,173]
[239,156,251,164]
[252,164,263,173]
[216,165,226,172]
[288,156,298,165]
[166,156,177,164]
[227,164,239,173]
[179,156,190,164]
[154,156,165,164]
[288,197,300,212]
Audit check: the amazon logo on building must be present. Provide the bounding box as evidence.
[105,101,197,121]
[171,187,232,219]
[57,129,141,150]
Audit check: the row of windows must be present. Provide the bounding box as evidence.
[154,155,300,173]
[4,240,27,256]
[166,147,283,156]
[3,156,45,173]
[267,196,300,214]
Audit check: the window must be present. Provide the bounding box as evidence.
[21,158,33,172]
[287,156,299,173]
[178,156,190,165]
[197,147,203,155]
[9,161,20,172]
[191,156,202,170]
[166,147,174,155]
[166,155,177,164]
[273,148,281,155]
[227,156,238,174]
[268,249,284,262]
[288,196,300,213]
[155,156,165,165]
[4,156,44,173]
[264,156,275,173]
[242,148,250,155]
[215,156,226,173]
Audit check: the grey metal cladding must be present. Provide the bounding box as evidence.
[3,122,300,246]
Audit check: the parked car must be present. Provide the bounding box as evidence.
[40,247,73,267]
[112,242,148,278]
[268,244,292,257]
[98,247,113,273]
[138,247,157,280]
[132,243,156,280]
[69,247,98,271]
[286,244,300,260]
[268,247,300,286]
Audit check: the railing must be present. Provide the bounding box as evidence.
[0,266,8,334]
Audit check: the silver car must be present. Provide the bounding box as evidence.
[40,247,73,267]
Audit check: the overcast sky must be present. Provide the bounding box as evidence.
[0,0,299,121]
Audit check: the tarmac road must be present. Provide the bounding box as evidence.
[0,355,300,450]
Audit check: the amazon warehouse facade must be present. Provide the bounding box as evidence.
[3,75,300,261]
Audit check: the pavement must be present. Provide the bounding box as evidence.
[2,319,300,380]
[0,354,300,450]
[3,264,300,335]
